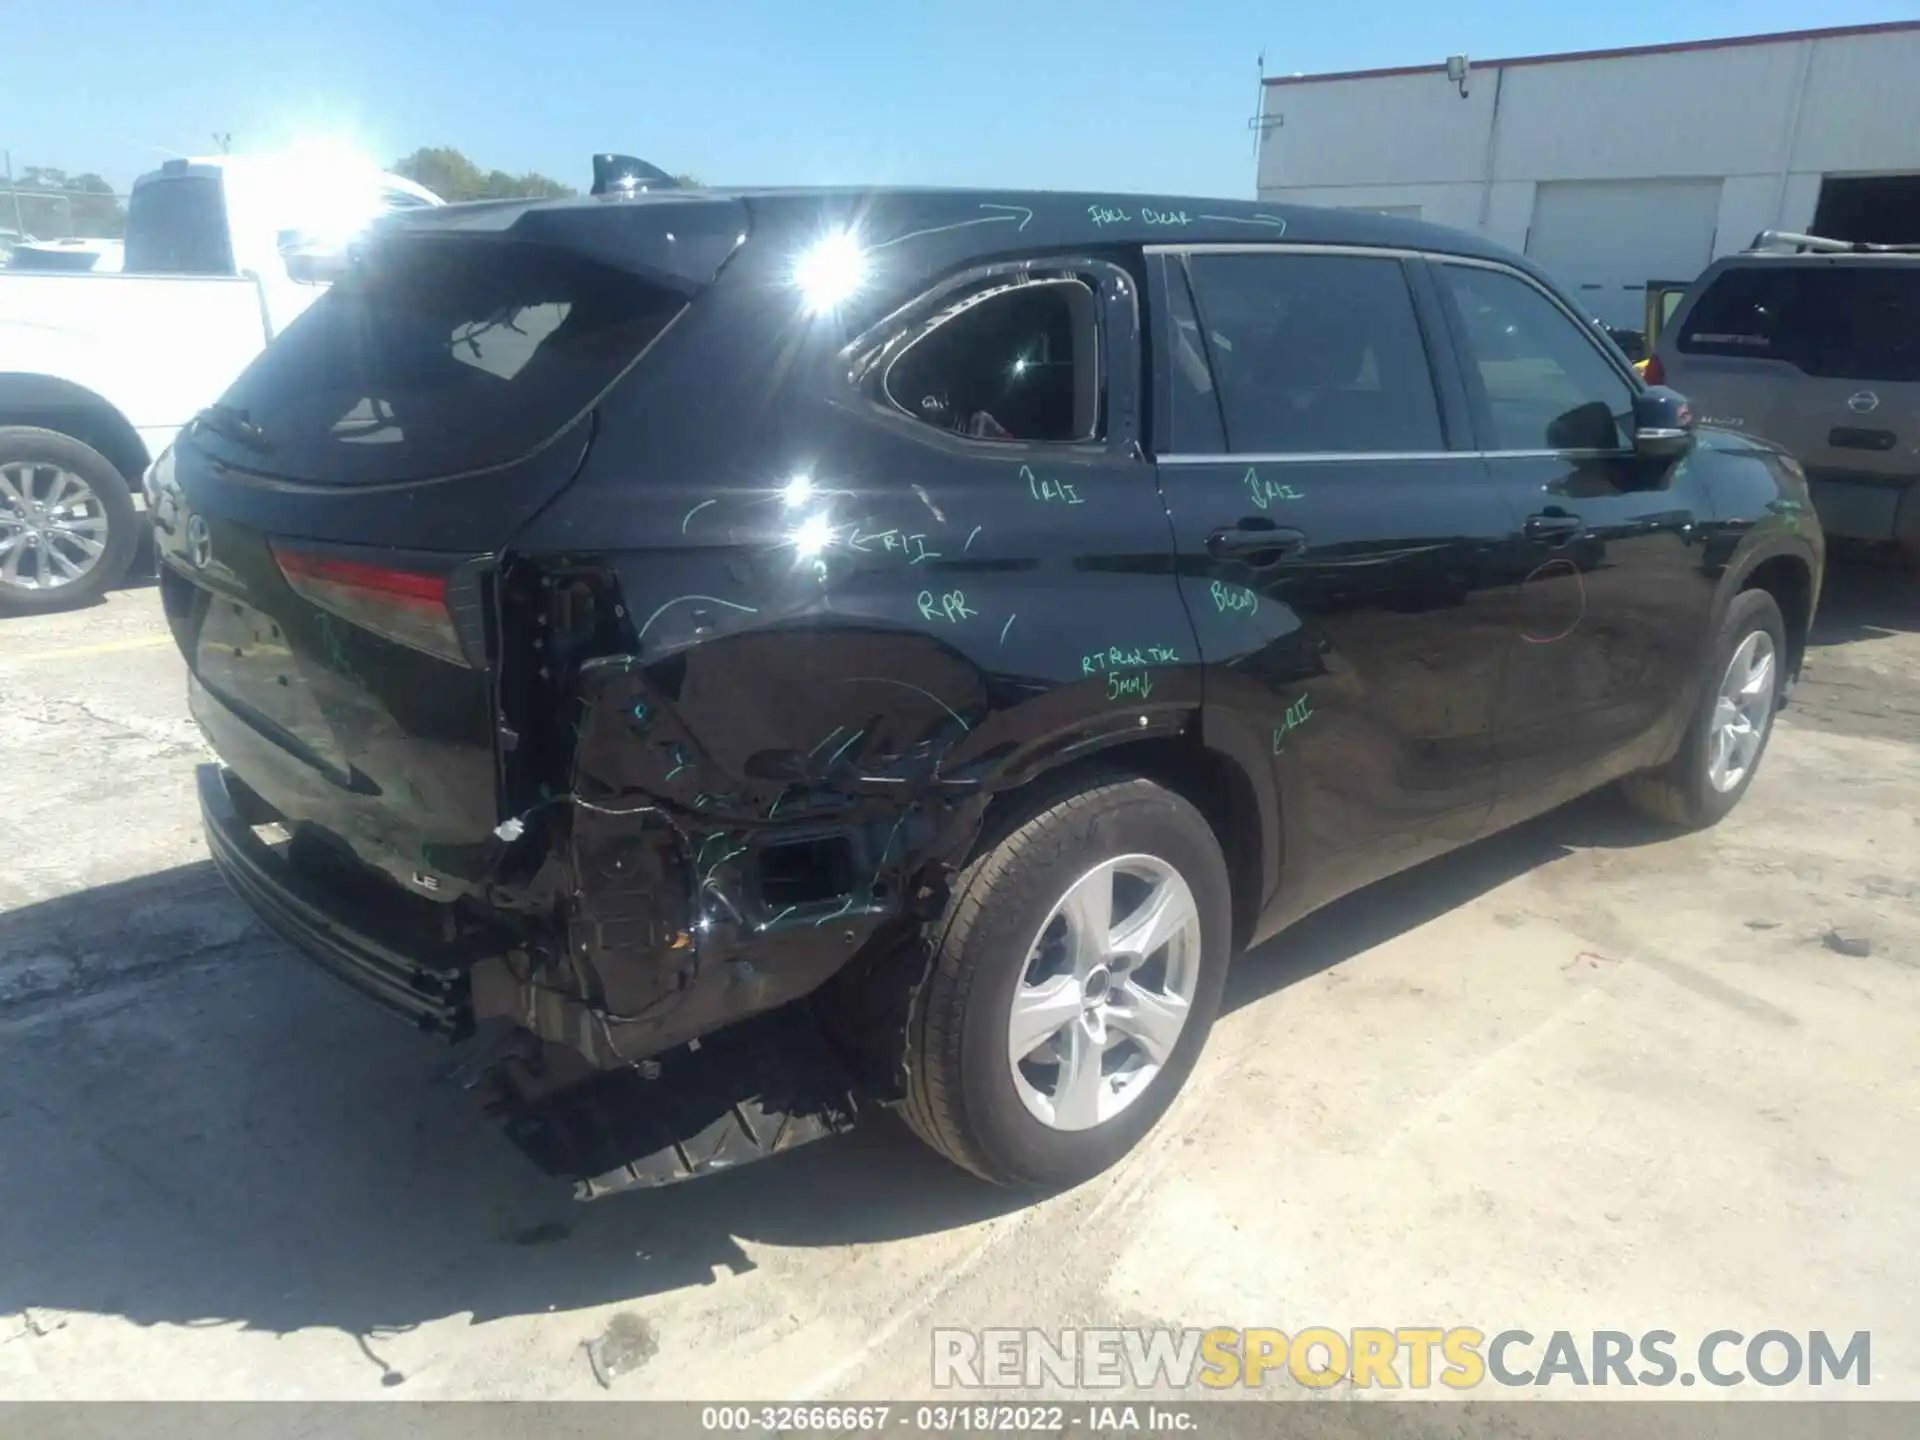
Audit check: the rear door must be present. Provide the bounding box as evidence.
[1148,244,1522,927]
[1666,260,1920,539]
[157,202,744,897]
[1427,257,1717,817]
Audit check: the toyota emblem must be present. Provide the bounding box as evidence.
[186,514,213,569]
[1847,390,1880,414]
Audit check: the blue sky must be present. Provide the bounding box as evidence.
[6,1,1911,196]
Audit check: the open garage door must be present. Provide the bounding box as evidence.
[1813,174,1920,244]
[1526,179,1722,329]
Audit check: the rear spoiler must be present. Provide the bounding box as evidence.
[1746,230,1920,255]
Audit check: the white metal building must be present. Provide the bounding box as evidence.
[1253,20,1920,328]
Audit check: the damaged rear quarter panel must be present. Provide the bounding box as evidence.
[488,218,1203,1066]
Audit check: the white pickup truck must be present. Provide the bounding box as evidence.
[0,155,441,614]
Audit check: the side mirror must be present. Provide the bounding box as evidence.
[276,229,350,286]
[1634,385,1695,460]
[285,247,350,286]
[1546,400,1620,452]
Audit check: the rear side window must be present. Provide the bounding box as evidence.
[123,177,235,276]
[1678,268,1794,361]
[1679,265,1920,382]
[1178,252,1443,454]
[206,238,687,484]
[878,276,1100,442]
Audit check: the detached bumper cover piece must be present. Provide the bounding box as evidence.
[197,763,473,1037]
[491,1008,864,1199]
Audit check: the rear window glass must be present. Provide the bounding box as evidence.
[1678,264,1920,381]
[206,238,686,484]
[123,177,235,275]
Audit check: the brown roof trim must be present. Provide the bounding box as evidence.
[1263,19,1920,87]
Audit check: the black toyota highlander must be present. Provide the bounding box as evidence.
[151,156,1824,1197]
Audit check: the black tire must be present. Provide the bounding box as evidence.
[0,425,140,617]
[1620,588,1787,829]
[901,776,1232,1187]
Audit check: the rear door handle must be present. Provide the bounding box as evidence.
[1524,512,1583,543]
[1206,525,1307,566]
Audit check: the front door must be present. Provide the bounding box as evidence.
[1148,245,1526,934]
[1425,258,1718,822]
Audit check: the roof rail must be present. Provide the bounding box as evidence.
[1746,229,1920,255]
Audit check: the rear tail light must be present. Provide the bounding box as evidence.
[1642,353,1665,386]
[273,546,470,667]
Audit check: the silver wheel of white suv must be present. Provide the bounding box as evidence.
[0,427,139,617]
[0,460,110,594]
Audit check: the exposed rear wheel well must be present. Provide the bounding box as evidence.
[976,736,1268,951]
[1740,554,1813,681]
[815,734,1268,1101]
[0,375,149,485]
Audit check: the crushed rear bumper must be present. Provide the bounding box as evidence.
[197,763,473,1037]
[199,761,866,1194]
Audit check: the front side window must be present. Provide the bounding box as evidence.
[379,188,437,212]
[1437,264,1634,452]
[277,189,442,285]
[879,275,1100,442]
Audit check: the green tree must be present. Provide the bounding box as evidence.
[390,147,575,202]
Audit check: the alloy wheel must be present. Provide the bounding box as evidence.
[1707,628,1777,793]
[1006,853,1203,1132]
[0,460,111,593]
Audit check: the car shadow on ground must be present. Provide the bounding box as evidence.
[1810,546,1920,647]
[0,862,1022,1348]
[1225,787,1669,1016]
[0,791,1678,1349]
